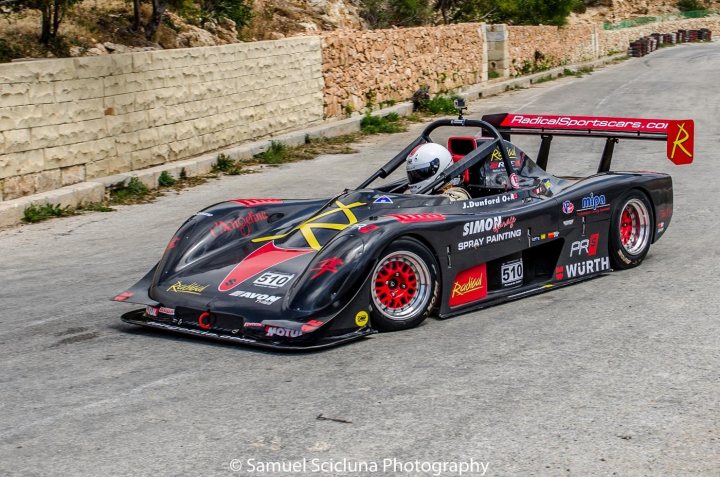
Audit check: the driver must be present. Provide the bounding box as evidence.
[406,143,470,201]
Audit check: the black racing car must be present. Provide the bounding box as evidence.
[114,110,694,349]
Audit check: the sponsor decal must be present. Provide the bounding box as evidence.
[198,312,213,330]
[658,207,672,220]
[570,233,600,257]
[449,264,487,307]
[531,231,559,243]
[357,223,379,234]
[301,319,324,333]
[266,326,301,338]
[159,307,175,315]
[562,219,574,226]
[459,217,521,250]
[229,290,281,306]
[194,212,213,217]
[461,192,518,209]
[667,121,694,165]
[555,266,564,280]
[373,195,394,204]
[113,291,134,302]
[462,216,516,237]
[509,173,520,189]
[578,193,610,216]
[387,213,446,223]
[501,259,523,287]
[219,242,314,292]
[244,322,264,328]
[145,306,158,317]
[564,257,611,279]
[253,271,295,289]
[311,257,344,279]
[562,200,574,215]
[355,311,369,327]
[502,114,672,133]
[657,221,665,233]
[166,281,209,295]
[209,211,268,238]
[166,236,181,251]
[253,199,365,251]
[232,199,283,206]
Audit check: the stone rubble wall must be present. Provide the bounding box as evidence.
[601,17,720,54]
[0,37,323,201]
[507,24,600,76]
[321,24,488,118]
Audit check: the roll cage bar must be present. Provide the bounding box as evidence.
[356,118,516,194]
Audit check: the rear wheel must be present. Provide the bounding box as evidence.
[610,190,654,270]
[370,238,439,331]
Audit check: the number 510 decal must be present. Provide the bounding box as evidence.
[501,259,523,288]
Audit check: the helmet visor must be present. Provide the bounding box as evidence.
[407,158,440,184]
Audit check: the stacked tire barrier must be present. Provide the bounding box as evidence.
[628,28,712,57]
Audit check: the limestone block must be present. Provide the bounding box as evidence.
[1,83,29,107]
[0,104,45,130]
[2,129,33,154]
[54,78,105,102]
[0,62,39,84]
[44,138,116,169]
[61,165,86,186]
[115,128,160,154]
[105,110,150,136]
[2,173,36,200]
[37,59,77,82]
[86,156,131,179]
[104,92,136,116]
[0,201,23,227]
[31,119,107,149]
[0,149,44,179]
[74,55,132,79]
[33,169,62,194]
[27,82,55,104]
[41,99,104,126]
[130,144,170,170]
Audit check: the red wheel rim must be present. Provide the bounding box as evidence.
[374,259,418,309]
[618,198,651,255]
[620,208,635,246]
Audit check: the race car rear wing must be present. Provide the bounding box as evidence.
[481,113,694,172]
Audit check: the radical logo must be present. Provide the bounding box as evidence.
[449,263,487,307]
[667,121,694,165]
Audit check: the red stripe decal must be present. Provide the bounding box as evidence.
[231,199,283,206]
[218,242,313,292]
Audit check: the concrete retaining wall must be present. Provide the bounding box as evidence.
[0,36,323,201]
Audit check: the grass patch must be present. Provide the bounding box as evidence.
[212,153,246,175]
[23,204,75,223]
[253,136,360,165]
[488,70,501,80]
[110,177,154,205]
[255,141,290,165]
[360,113,406,134]
[158,171,177,187]
[22,201,114,224]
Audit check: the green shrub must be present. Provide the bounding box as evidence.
[416,95,461,115]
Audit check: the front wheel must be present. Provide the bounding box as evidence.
[370,238,439,332]
[609,190,654,270]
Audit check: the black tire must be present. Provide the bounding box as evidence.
[609,190,654,270]
[369,237,440,332]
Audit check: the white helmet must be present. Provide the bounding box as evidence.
[406,143,453,194]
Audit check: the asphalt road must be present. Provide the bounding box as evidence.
[1,43,718,477]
